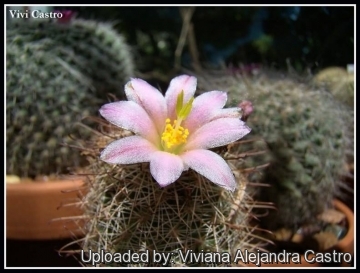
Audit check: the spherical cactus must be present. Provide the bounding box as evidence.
[312,66,354,108]
[6,18,135,178]
[75,75,268,267]
[194,69,354,231]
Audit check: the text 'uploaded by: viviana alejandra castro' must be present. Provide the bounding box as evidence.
[80,248,353,266]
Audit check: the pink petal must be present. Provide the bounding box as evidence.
[100,136,157,164]
[150,151,184,187]
[183,91,228,132]
[181,149,236,191]
[125,78,167,133]
[165,75,197,120]
[210,107,242,120]
[185,118,251,150]
[99,101,158,144]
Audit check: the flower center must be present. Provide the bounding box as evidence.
[161,118,189,149]
[160,90,194,153]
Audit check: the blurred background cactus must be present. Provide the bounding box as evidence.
[312,65,354,108]
[193,69,354,233]
[6,17,134,178]
[7,17,134,99]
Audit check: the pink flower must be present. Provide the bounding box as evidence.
[99,75,251,191]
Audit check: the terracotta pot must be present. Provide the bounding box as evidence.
[333,199,354,253]
[6,177,86,240]
[330,199,354,267]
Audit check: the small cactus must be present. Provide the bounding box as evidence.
[312,66,354,108]
[75,75,268,267]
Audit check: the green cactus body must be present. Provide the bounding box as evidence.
[194,70,354,231]
[6,18,134,178]
[78,124,264,267]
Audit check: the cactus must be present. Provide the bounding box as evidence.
[312,66,354,108]
[6,18,135,178]
[193,69,354,231]
[77,125,266,267]
[74,76,270,267]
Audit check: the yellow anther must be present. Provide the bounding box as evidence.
[161,119,190,150]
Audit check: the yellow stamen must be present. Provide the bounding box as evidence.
[161,118,189,150]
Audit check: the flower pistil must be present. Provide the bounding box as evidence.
[161,90,194,152]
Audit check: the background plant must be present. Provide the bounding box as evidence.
[6,17,135,178]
